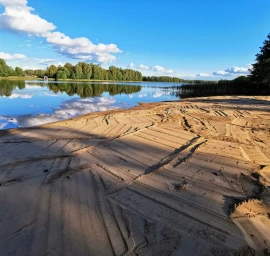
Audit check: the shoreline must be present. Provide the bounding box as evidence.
[0,96,269,255]
[0,77,184,83]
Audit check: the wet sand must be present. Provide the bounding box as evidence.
[0,96,270,255]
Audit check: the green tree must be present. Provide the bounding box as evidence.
[56,70,67,80]
[15,67,25,77]
[63,67,70,78]
[109,66,117,80]
[74,64,83,79]
[64,63,73,74]
[0,59,14,77]
[92,65,103,80]
[47,65,58,78]
[251,33,270,84]
[35,69,46,78]
[80,62,92,79]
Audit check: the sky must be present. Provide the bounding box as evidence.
[0,0,269,80]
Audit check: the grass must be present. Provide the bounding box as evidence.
[0,76,43,81]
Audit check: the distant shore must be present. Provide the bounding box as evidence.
[0,76,184,83]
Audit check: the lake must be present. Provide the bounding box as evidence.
[0,80,180,129]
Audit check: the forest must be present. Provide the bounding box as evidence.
[0,59,217,84]
[0,59,143,82]
[0,59,25,77]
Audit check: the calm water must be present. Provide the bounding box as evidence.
[0,80,180,129]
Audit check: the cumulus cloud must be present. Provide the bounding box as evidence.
[0,0,56,35]
[138,64,150,70]
[152,65,173,74]
[16,115,58,127]
[0,51,26,60]
[0,96,120,129]
[138,64,173,74]
[213,66,250,76]
[45,31,122,63]
[225,66,250,74]
[196,73,211,77]
[213,70,231,76]
[127,62,134,68]
[7,93,33,99]
[152,90,170,98]
[55,97,118,119]
[0,0,122,63]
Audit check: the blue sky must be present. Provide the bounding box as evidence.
[0,0,269,80]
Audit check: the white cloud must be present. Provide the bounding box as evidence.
[138,93,147,98]
[0,0,56,35]
[127,62,134,68]
[38,59,57,65]
[225,66,250,74]
[213,66,251,76]
[152,90,170,98]
[179,74,196,79]
[151,65,173,74]
[42,91,60,97]
[0,96,120,128]
[0,122,7,129]
[0,0,122,63]
[138,64,150,70]
[21,65,41,70]
[17,115,58,127]
[213,70,231,76]
[7,93,33,99]
[0,51,26,60]
[196,73,211,77]
[55,97,118,119]
[138,64,173,74]
[45,31,122,63]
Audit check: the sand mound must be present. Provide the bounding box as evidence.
[231,199,270,218]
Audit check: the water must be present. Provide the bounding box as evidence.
[0,80,180,129]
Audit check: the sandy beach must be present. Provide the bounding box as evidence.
[0,96,270,255]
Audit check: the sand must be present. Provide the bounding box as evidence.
[0,96,270,256]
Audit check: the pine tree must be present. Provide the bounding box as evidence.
[251,33,270,84]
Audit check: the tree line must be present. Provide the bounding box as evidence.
[0,79,142,98]
[0,59,25,77]
[173,76,270,98]
[26,62,143,82]
[143,76,185,83]
[48,83,142,98]
[0,79,25,96]
[0,59,143,81]
[142,75,216,84]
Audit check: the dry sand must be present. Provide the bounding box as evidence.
[0,96,270,256]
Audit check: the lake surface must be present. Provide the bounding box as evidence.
[0,80,180,129]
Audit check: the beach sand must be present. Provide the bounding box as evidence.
[0,96,270,255]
